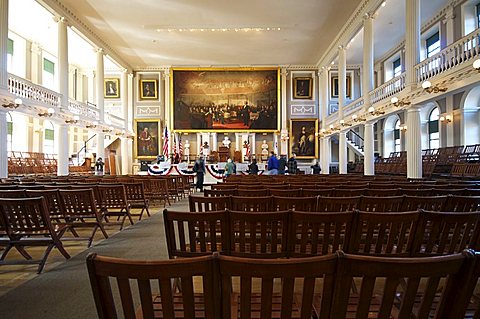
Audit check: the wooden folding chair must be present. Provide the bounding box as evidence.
[401,195,447,211]
[230,196,273,212]
[189,195,231,212]
[316,196,361,212]
[273,196,318,211]
[123,182,151,220]
[358,195,405,212]
[97,184,134,230]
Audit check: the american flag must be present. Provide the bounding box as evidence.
[162,127,169,157]
[179,136,183,157]
[245,138,251,158]
[172,133,177,158]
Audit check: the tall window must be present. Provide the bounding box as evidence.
[393,58,402,78]
[7,38,13,72]
[394,119,401,152]
[477,3,480,28]
[43,121,55,155]
[43,58,55,90]
[426,32,440,58]
[7,112,12,153]
[428,107,440,149]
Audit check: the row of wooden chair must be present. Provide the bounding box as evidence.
[206,187,480,197]
[87,250,479,319]
[164,209,480,259]
[189,194,480,213]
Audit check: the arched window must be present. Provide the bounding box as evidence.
[7,112,12,153]
[394,119,401,152]
[43,121,55,155]
[428,107,440,149]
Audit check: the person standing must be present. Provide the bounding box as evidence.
[224,158,235,178]
[278,155,287,175]
[287,153,298,175]
[267,151,279,175]
[193,156,206,192]
[311,161,321,174]
[95,157,104,175]
[248,158,259,175]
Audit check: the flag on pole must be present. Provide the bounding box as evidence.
[245,138,251,158]
[179,136,184,157]
[172,133,177,158]
[162,127,169,158]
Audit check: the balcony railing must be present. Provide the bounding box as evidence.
[415,28,480,82]
[344,97,364,116]
[68,99,99,120]
[107,114,125,127]
[369,73,406,104]
[8,73,60,108]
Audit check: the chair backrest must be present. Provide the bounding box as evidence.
[97,184,128,209]
[123,182,147,202]
[442,195,480,212]
[273,195,318,211]
[401,195,447,211]
[0,197,56,237]
[211,183,237,190]
[363,188,399,196]
[331,252,473,319]
[188,195,231,212]
[348,211,419,256]
[59,189,100,218]
[163,209,229,258]
[25,189,64,218]
[398,188,434,196]
[230,195,273,212]
[268,188,301,197]
[203,189,237,197]
[87,253,219,319]
[0,189,26,198]
[70,184,100,204]
[358,195,405,212]
[301,188,332,197]
[289,211,354,257]
[316,196,361,212]
[332,188,367,197]
[236,188,269,197]
[218,253,338,319]
[228,210,289,258]
[412,210,480,255]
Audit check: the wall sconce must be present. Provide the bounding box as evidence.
[102,127,113,133]
[422,81,447,94]
[2,98,22,109]
[116,130,126,136]
[399,125,407,132]
[473,59,480,71]
[315,128,327,138]
[329,124,340,132]
[440,114,452,123]
[368,106,385,116]
[280,133,289,142]
[339,120,351,127]
[390,97,411,107]
[65,115,79,124]
[351,114,366,122]
[86,121,98,129]
[38,108,55,117]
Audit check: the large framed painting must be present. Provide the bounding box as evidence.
[134,119,161,159]
[293,77,312,99]
[104,78,120,99]
[172,68,280,132]
[290,119,318,159]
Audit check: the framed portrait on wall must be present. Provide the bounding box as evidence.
[134,119,160,159]
[290,119,318,159]
[104,78,120,99]
[293,77,312,99]
[140,79,158,100]
[172,68,279,132]
[331,75,351,98]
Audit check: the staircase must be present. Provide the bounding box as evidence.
[346,129,364,157]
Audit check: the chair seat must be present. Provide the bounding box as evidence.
[135,293,208,319]
[229,293,303,319]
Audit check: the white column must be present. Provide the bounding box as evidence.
[273,134,279,155]
[235,133,241,151]
[405,0,421,89]
[319,68,329,125]
[338,46,347,119]
[196,133,202,156]
[251,133,256,157]
[96,132,105,164]
[0,110,8,178]
[445,95,454,147]
[363,13,374,108]
[280,68,288,156]
[127,73,134,131]
[57,17,69,108]
[338,131,348,174]
[87,70,95,104]
[121,70,128,128]
[444,4,455,45]
[0,0,8,91]
[406,107,422,178]
[163,70,171,154]
[212,133,217,151]
[121,137,129,175]
[96,49,105,122]
[364,122,375,175]
[321,137,330,175]
[57,124,69,176]
[29,42,42,84]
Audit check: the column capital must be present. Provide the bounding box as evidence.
[444,4,455,22]
[53,16,68,25]
[338,45,346,51]
[163,69,171,79]
[363,12,375,21]
[280,68,288,77]
[95,48,104,55]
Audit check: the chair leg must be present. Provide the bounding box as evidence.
[1,244,13,260]
[55,241,71,260]
[119,215,127,231]
[37,244,55,274]
[15,246,33,260]
[144,206,151,217]
[69,228,80,237]
[88,226,98,248]
[126,209,134,225]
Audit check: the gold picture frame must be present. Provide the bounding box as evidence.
[290,119,318,159]
[140,79,158,100]
[134,119,161,159]
[331,75,351,98]
[104,78,120,99]
[170,67,280,133]
[293,77,313,99]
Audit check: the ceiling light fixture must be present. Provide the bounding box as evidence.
[422,81,447,94]
[351,114,366,122]
[440,114,452,123]
[2,98,22,109]
[473,59,480,71]
[65,115,79,124]
[390,96,411,107]
[86,121,98,129]
[368,106,385,116]
[38,108,55,117]
[339,119,352,127]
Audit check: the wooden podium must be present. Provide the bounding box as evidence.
[218,147,229,162]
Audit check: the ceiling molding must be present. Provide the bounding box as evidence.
[133,65,320,72]
[38,0,133,72]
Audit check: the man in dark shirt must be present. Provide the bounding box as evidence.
[287,153,298,175]
[278,155,287,175]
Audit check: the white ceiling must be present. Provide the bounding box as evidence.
[43,0,363,68]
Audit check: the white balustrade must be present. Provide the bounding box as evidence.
[415,28,480,82]
[108,114,125,127]
[68,99,99,120]
[369,73,406,104]
[344,97,364,116]
[8,74,61,108]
